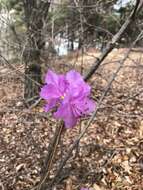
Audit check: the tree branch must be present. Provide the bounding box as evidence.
[84,0,142,81]
[49,30,143,189]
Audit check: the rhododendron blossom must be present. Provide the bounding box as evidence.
[40,70,95,128]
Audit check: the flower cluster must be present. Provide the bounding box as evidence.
[40,70,95,128]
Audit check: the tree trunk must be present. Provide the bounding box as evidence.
[22,0,50,102]
[24,48,41,101]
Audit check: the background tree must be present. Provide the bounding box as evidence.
[0,0,51,102]
[22,0,51,102]
[1,0,142,101]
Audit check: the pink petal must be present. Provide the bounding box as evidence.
[66,70,91,96]
[66,70,83,84]
[84,99,95,114]
[44,99,58,112]
[40,84,61,100]
[54,102,77,128]
[45,70,59,85]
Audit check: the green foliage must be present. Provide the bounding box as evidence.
[104,13,120,34]
[0,0,19,9]
[1,0,142,49]
[50,0,121,46]
[50,2,79,33]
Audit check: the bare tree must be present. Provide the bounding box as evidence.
[22,0,51,102]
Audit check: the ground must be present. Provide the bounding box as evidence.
[0,48,143,190]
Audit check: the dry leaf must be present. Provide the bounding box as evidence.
[66,178,73,190]
[122,161,131,173]
[139,121,143,138]
[16,163,25,172]
[93,184,103,190]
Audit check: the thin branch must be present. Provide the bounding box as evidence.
[33,1,142,189]
[49,31,142,188]
[0,54,41,86]
[84,0,142,81]
[35,121,65,190]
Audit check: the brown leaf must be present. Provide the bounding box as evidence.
[139,121,143,138]
[93,184,103,190]
[16,163,25,172]
[66,178,73,190]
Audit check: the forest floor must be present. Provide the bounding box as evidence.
[0,48,143,190]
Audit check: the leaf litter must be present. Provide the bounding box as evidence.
[0,48,143,190]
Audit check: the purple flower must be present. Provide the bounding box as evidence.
[40,70,68,112]
[66,70,91,96]
[80,188,89,190]
[40,70,95,128]
[54,88,95,128]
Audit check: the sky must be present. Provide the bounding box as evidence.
[115,0,133,9]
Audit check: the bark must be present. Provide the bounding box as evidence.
[22,0,51,102]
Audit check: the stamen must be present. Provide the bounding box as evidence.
[61,93,66,100]
[61,96,64,100]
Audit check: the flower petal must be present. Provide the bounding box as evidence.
[70,96,95,117]
[66,70,91,96]
[40,84,61,100]
[44,99,58,112]
[54,102,77,128]
[58,75,68,94]
[83,98,95,114]
[66,70,83,84]
[40,69,96,128]
[45,70,59,85]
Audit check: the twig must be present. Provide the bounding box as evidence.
[84,0,142,81]
[0,54,41,86]
[50,52,128,187]
[29,97,42,109]
[36,121,65,190]
[35,1,142,189]
[0,181,4,190]
[49,31,142,187]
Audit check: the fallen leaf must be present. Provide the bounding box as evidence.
[66,178,73,190]
[16,163,25,172]
[93,184,103,190]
